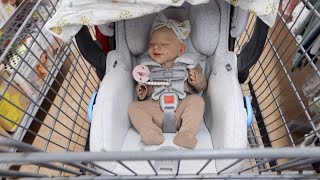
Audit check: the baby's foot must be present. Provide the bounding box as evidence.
[140,130,164,145]
[173,131,197,149]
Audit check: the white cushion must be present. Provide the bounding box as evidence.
[96,122,218,175]
[121,121,212,151]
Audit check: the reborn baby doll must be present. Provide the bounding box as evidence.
[128,13,207,149]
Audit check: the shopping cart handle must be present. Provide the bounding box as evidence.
[244,96,253,128]
[88,92,98,123]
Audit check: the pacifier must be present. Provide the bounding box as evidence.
[132,65,150,83]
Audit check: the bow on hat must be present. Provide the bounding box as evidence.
[151,12,191,42]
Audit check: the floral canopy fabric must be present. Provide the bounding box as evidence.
[44,0,280,42]
[225,0,280,27]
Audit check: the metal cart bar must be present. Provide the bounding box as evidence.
[0,148,320,163]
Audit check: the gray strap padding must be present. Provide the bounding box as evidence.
[150,67,187,81]
[150,67,188,100]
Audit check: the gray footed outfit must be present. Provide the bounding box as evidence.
[128,53,207,149]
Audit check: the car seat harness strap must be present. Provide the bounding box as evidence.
[149,67,188,133]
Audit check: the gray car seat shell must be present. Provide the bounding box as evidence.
[90,0,247,174]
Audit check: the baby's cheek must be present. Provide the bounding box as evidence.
[148,49,152,56]
[163,51,170,57]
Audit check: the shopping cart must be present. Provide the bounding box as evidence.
[0,0,319,179]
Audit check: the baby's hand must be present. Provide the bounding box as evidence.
[138,85,146,96]
[188,69,196,83]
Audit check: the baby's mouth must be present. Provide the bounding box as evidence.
[153,53,162,56]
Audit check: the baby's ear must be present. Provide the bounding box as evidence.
[178,43,186,56]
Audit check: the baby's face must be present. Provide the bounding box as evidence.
[148,27,184,67]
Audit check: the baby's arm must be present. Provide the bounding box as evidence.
[188,64,207,91]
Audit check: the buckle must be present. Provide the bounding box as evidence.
[164,95,174,104]
[160,93,178,111]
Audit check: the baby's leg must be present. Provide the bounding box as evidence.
[174,94,205,149]
[128,100,164,145]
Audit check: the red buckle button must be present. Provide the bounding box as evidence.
[164,96,174,104]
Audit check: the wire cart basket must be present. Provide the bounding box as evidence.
[0,0,319,179]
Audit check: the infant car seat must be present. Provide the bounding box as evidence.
[89,0,250,175]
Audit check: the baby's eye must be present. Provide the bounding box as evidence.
[161,44,169,46]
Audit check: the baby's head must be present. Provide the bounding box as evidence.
[148,13,190,68]
[148,27,185,68]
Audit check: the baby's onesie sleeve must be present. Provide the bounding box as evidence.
[188,64,207,91]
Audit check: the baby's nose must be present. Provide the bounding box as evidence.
[153,44,160,49]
